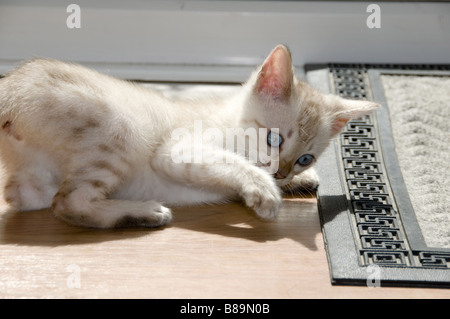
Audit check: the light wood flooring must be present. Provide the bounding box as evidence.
[0,191,448,298]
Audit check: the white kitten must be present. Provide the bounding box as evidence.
[0,45,379,228]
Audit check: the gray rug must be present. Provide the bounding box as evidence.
[382,75,450,249]
[308,64,450,287]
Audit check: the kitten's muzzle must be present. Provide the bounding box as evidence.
[274,171,287,180]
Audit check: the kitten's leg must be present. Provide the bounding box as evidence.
[2,147,59,211]
[281,167,319,194]
[152,145,282,219]
[51,161,172,229]
[4,173,58,211]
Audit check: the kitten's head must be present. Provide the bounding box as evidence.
[242,45,379,187]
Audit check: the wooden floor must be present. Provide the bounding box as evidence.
[0,192,448,299]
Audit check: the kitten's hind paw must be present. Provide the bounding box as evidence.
[114,204,173,228]
[52,191,173,229]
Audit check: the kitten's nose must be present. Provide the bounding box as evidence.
[274,171,286,180]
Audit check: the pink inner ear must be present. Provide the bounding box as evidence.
[256,46,292,100]
[257,71,286,97]
[331,117,349,136]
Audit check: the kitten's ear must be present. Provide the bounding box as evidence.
[331,98,380,136]
[255,45,293,101]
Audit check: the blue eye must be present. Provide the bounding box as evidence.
[297,154,314,166]
[267,131,283,147]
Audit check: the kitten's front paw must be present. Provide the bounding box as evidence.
[282,168,319,193]
[241,174,282,220]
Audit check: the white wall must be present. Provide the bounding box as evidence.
[1,1,449,81]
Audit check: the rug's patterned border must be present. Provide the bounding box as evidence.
[331,65,450,269]
[311,64,450,287]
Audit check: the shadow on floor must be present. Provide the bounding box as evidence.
[0,208,159,247]
[0,194,322,250]
[170,197,322,251]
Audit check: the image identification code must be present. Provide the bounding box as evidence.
[180,303,270,316]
